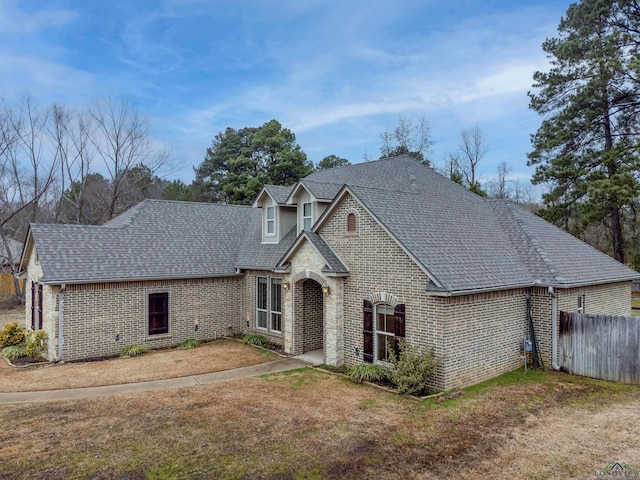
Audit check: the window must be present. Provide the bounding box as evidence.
[266,206,275,235]
[363,300,405,364]
[270,278,282,332]
[30,281,35,330]
[302,202,312,231]
[347,213,357,234]
[37,284,43,330]
[375,304,395,362]
[577,295,585,313]
[257,277,268,329]
[148,292,169,335]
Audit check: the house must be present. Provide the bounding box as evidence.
[19,155,639,390]
[1,238,23,274]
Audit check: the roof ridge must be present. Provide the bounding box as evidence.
[498,201,562,283]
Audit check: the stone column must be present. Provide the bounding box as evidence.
[324,277,344,366]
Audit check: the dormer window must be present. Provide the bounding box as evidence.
[303,202,313,231]
[266,206,275,235]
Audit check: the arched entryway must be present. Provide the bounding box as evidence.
[293,278,324,355]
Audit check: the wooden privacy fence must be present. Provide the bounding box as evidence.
[0,274,22,295]
[559,311,640,385]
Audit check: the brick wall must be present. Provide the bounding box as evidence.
[531,282,632,367]
[441,289,529,389]
[297,279,323,352]
[60,276,244,361]
[318,194,450,389]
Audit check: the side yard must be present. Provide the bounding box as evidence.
[0,368,638,479]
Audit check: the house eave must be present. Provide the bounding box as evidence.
[38,272,245,286]
[427,276,639,297]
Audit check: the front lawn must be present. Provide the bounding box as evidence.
[0,339,275,392]
[0,368,638,479]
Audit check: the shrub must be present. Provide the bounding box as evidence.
[24,330,48,359]
[119,345,149,357]
[180,338,201,349]
[2,345,27,360]
[0,322,25,347]
[348,364,391,384]
[388,340,440,396]
[242,333,270,346]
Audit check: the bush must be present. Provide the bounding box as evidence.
[24,330,48,359]
[119,345,149,357]
[180,338,201,349]
[242,333,270,346]
[2,345,27,360]
[0,322,25,347]
[24,330,47,359]
[348,364,391,384]
[388,340,440,396]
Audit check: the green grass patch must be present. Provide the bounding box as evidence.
[464,367,547,394]
[119,345,149,357]
[242,333,271,346]
[347,364,391,384]
[179,338,201,349]
[2,345,27,359]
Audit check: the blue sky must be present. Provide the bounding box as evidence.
[0,0,573,186]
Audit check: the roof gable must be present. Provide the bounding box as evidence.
[276,231,349,276]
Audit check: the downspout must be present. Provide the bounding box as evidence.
[56,284,66,362]
[549,286,560,371]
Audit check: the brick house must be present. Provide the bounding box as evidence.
[19,155,639,390]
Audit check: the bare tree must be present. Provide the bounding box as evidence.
[380,115,433,164]
[89,97,170,220]
[487,161,512,199]
[0,97,59,299]
[456,124,487,187]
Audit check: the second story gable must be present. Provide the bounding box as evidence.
[253,185,296,244]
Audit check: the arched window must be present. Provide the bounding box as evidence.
[347,212,357,233]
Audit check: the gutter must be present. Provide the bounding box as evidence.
[426,276,640,297]
[549,286,560,371]
[56,283,66,362]
[38,272,245,286]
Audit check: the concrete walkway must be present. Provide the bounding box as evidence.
[0,356,312,405]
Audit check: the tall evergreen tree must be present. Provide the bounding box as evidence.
[528,0,640,263]
[194,120,312,205]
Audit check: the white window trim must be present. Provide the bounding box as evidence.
[256,277,268,330]
[270,278,282,333]
[256,276,283,333]
[374,303,395,364]
[302,202,313,231]
[265,206,276,237]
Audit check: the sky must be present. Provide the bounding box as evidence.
[0,0,574,187]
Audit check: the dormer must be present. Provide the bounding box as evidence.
[287,180,339,235]
[253,185,297,244]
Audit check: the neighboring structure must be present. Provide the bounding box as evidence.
[1,238,24,295]
[19,155,639,390]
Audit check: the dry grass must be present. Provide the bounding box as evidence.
[0,368,638,479]
[0,339,275,392]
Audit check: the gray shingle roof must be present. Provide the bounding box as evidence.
[26,155,639,291]
[264,185,294,205]
[236,225,297,270]
[314,155,638,292]
[30,200,256,284]
[276,231,348,275]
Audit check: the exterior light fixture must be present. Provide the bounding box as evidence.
[282,282,290,292]
[322,285,330,296]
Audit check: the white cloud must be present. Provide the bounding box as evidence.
[0,0,77,34]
